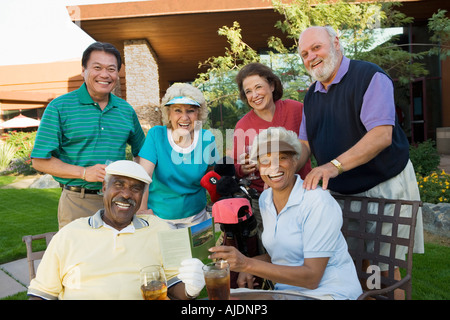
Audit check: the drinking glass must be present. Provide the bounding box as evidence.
[140,265,168,300]
[245,145,259,180]
[202,260,230,300]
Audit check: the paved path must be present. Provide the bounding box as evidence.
[0,175,42,189]
[0,259,31,299]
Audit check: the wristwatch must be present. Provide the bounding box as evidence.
[330,159,344,175]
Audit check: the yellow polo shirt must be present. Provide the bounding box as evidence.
[28,210,179,300]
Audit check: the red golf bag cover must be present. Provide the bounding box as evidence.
[212,197,261,288]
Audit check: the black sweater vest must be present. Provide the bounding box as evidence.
[304,60,409,194]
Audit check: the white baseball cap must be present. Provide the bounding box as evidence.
[105,160,152,184]
[164,96,201,107]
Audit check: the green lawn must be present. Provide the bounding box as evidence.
[0,187,60,264]
[0,176,449,300]
[409,242,450,300]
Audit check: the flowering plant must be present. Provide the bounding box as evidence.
[0,131,37,175]
[417,170,450,203]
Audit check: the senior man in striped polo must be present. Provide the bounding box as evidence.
[31,42,145,229]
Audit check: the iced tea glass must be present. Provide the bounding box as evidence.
[202,261,230,300]
[140,265,168,300]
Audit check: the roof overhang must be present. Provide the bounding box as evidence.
[0,91,56,103]
[69,0,295,90]
[70,0,448,91]
[0,91,56,112]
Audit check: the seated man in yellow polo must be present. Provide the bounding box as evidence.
[28,160,205,300]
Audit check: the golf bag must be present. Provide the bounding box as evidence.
[211,195,262,289]
[202,157,264,288]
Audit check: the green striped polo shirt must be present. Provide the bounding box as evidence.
[31,83,145,190]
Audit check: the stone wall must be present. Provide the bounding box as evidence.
[134,104,162,135]
[124,39,162,130]
[423,203,450,238]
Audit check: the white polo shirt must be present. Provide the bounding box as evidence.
[259,175,362,300]
[28,210,179,300]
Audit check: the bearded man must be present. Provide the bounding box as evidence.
[296,26,424,299]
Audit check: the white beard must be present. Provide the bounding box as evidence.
[308,47,340,83]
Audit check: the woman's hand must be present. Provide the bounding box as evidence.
[208,245,249,273]
[236,272,258,289]
[239,152,257,176]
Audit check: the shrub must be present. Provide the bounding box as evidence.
[409,140,440,176]
[2,157,36,176]
[0,142,16,172]
[0,131,37,175]
[1,131,36,159]
[417,170,450,203]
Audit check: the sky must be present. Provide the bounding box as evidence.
[0,0,142,66]
[0,0,402,66]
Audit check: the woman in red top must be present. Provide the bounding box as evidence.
[233,63,312,242]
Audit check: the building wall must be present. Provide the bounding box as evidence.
[441,56,450,127]
[0,60,83,94]
[0,59,126,97]
[0,59,126,122]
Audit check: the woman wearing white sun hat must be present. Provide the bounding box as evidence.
[138,83,219,228]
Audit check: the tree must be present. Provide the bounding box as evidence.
[195,22,258,129]
[427,9,450,59]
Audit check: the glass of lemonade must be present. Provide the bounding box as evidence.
[202,261,230,300]
[140,265,168,300]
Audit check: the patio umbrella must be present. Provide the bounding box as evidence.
[0,114,40,129]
